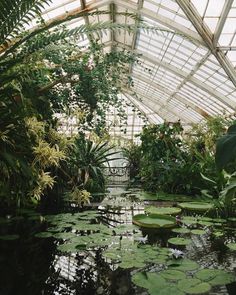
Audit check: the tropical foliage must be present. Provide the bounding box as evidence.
[215,122,236,171]
[66,135,118,193]
[128,117,232,197]
[137,121,189,193]
[0,0,143,209]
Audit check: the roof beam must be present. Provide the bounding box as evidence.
[114,0,204,46]
[103,40,236,110]
[110,2,116,45]
[123,88,190,122]
[175,0,236,88]
[131,73,209,119]
[122,92,161,124]
[213,0,233,45]
[130,0,143,50]
[128,0,143,74]
[136,49,236,110]
[80,0,93,42]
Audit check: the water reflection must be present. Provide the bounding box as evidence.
[0,186,235,295]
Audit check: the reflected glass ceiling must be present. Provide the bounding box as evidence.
[22,0,236,137]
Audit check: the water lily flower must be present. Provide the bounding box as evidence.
[134,235,148,244]
[169,248,184,259]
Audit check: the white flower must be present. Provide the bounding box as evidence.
[169,248,184,259]
[134,235,148,244]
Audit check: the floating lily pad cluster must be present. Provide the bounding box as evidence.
[35,211,142,253]
[103,243,171,269]
[181,216,227,228]
[132,259,235,295]
[30,204,235,294]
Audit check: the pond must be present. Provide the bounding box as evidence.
[0,186,235,295]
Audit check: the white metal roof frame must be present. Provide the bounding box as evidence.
[10,0,236,132]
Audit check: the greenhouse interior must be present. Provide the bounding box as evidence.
[1,0,236,294]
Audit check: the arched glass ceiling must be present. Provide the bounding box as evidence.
[21,0,236,126]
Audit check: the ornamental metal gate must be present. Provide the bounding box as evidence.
[103,166,130,184]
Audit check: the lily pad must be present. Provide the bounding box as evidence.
[131,272,166,289]
[212,218,226,223]
[53,232,77,240]
[195,269,235,286]
[191,229,206,235]
[178,202,213,212]
[168,237,191,246]
[212,231,224,238]
[145,206,181,216]
[132,214,176,229]
[149,285,184,295]
[160,269,186,280]
[172,228,191,234]
[151,255,168,264]
[119,260,146,269]
[182,216,197,226]
[197,220,214,226]
[177,278,211,294]
[35,232,54,238]
[226,242,236,251]
[0,234,19,240]
[168,259,199,271]
[57,242,86,252]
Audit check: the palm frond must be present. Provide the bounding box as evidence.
[0,0,52,45]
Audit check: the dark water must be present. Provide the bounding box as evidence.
[0,186,235,295]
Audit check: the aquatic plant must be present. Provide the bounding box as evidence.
[168,237,192,246]
[145,206,182,215]
[132,214,176,229]
[169,249,184,259]
[178,202,213,212]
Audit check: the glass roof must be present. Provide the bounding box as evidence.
[22,0,236,137]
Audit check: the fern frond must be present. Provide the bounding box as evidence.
[0,0,52,45]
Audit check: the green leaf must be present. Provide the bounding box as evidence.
[172,228,191,234]
[133,214,176,229]
[35,232,54,238]
[131,272,166,290]
[191,229,206,235]
[178,202,213,212]
[168,237,191,246]
[160,269,186,280]
[195,269,235,286]
[145,206,182,215]
[57,242,86,253]
[148,285,184,295]
[215,124,236,170]
[177,278,211,294]
[53,232,77,240]
[168,259,199,271]
[226,242,236,251]
[200,173,217,184]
